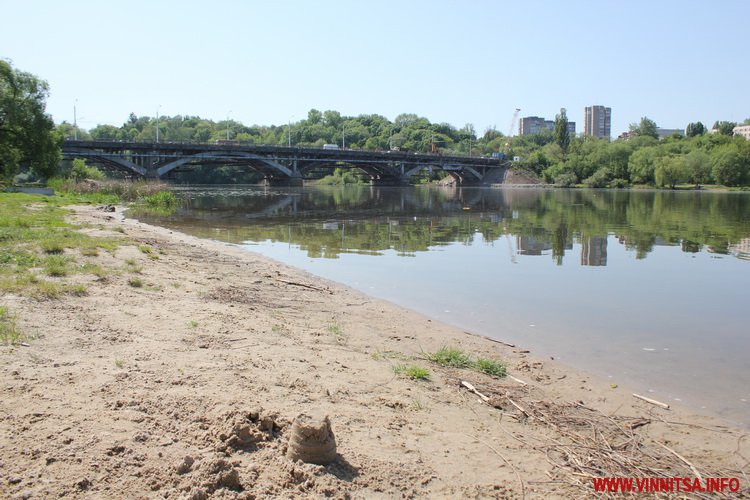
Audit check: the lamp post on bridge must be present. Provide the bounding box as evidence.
[288,115,294,147]
[342,123,346,149]
[73,99,78,140]
[156,105,162,143]
[226,110,232,141]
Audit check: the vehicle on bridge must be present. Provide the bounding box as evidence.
[322,144,340,150]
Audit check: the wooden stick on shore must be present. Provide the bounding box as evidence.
[632,393,670,410]
[461,380,490,402]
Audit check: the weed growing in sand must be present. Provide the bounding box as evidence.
[188,320,199,329]
[80,246,99,257]
[41,239,65,254]
[426,346,473,368]
[327,323,347,344]
[410,397,429,411]
[115,359,125,368]
[44,254,71,277]
[475,358,507,378]
[69,284,88,296]
[128,277,144,288]
[82,263,107,278]
[426,346,507,379]
[0,306,25,345]
[124,258,143,274]
[113,226,125,234]
[393,364,431,381]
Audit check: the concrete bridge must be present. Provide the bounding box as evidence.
[61,140,509,185]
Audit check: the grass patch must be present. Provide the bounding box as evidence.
[80,246,99,257]
[0,306,25,345]
[426,346,473,368]
[115,359,125,368]
[425,346,507,378]
[81,263,107,278]
[41,240,65,254]
[393,364,431,381]
[127,277,144,288]
[44,254,71,277]
[475,358,507,377]
[0,193,125,299]
[124,258,142,273]
[188,320,198,328]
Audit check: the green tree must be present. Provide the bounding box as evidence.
[307,108,323,124]
[654,155,687,189]
[0,60,60,182]
[70,158,104,181]
[685,121,706,137]
[553,108,570,152]
[712,121,737,136]
[628,146,665,184]
[683,150,711,187]
[711,144,748,186]
[629,117,658,139]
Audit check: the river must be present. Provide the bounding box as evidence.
[133,185,750,427]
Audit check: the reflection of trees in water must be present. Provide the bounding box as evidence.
[141,188,750,262]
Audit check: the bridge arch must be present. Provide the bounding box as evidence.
[62,149,148,178]
[156,152,294,179]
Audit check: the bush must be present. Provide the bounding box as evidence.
[554,172,578,187]
[70,158,104,181]
[583,168,612,188]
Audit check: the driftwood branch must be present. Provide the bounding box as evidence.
[632,393,670,410]
[461,380,490,402]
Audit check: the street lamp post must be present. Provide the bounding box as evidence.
[156,105,162,143]
[226,110,232,141]
[288,115,294,147]
[342,124,346,149]
[389,126,393,150]
[73,99,78,140]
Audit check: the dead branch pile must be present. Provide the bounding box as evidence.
[456,377,749,499]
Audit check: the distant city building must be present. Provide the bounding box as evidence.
[567,122,576,135]
[733,125,750,140]
[519,116,554,136]
[581,236,607,266]
[657,128,684,139]
[516,235,551,256]
[584,106,611,138]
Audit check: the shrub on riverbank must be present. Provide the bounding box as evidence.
[48,177,172,203]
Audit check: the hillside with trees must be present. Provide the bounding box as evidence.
[59,110,750,188]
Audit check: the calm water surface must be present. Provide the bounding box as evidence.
[135,186,750,426]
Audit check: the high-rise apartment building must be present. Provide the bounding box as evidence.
[519,116,554,136]
[584,106,611,138]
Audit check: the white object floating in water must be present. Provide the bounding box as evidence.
[642,348,656,352]
[529,324,535,328]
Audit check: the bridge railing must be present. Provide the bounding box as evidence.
[62,138,505,161]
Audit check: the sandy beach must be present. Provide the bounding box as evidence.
[1,204,747,499]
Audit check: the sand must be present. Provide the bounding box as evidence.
[1,204,747,498]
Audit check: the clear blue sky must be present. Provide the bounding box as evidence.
[2,0,748,137]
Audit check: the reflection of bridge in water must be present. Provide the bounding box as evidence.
[62,140,509,185]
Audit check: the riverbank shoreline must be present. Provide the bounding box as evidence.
[1,203,747,498]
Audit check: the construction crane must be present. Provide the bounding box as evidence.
[504,108,521,154]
